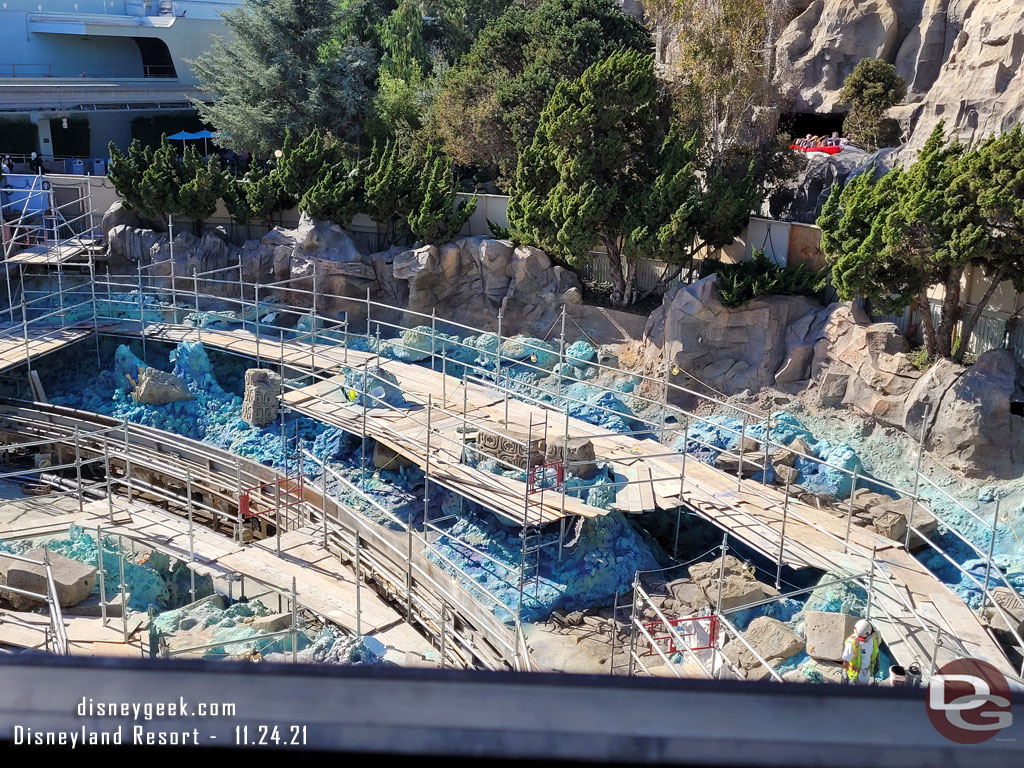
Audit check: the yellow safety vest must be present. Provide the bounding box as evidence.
[846,633,879,680]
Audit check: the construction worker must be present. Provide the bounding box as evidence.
[842,619,879,685]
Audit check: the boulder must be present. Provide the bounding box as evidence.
[373,441,415,470]
[727,616,804,674]
[0,549,96,609]
[644,275,825,396]
[688,556,772,612]
[804,610,858,662]
[100,201,142,240]
[242,369,282,427]
[250,612,292,633]
[982,587,1024,637]
[545,434,598,478]
[132,367,193,405]
[926,349,1024,479]
[664,579,708,616]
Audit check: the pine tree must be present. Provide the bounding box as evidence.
[245,164,293,224]
[507,50,662,306]
[136,136,183,224]
[408,147,476,244]
[177,146,225,225]
[839,59,907,151]
[191,0,378,154]
[364,139,421,246]
[107,139,153,214]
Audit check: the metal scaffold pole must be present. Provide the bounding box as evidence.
[980,500,1001,615]
[186,469,196,602]
[137,259,146,362]
[424,394,432,540]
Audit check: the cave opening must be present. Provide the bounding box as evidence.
[779,112,846,141]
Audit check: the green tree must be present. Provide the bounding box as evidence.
[953,126,1024,361]
[245,164,293,224]
[300,161,366,225]
[364,139,422,247]
[276,128,350,204]
[408,147,476,244]
[107,139,153,214]
[431,0,651,179]
[177,146,225,225]
[223,175,255,224]
[645,0,790,161]
[136,136,183,224]
[839,58,907,151]
[191,0,378,154]
[507,50,662,306]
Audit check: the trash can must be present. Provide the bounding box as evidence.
[888,665,907,686]
[70,158,85,175]
[63,158,75,174]
[91,158,106,176]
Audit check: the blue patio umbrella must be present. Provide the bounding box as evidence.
[167,130,213,155]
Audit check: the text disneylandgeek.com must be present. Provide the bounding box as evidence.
[11,697,308,747]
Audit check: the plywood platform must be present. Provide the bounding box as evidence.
[0,325,93,373]
[92,321,1020,680]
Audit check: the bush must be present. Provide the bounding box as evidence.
[700,249,829,308]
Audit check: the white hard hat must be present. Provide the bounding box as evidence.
[855,619,873,636]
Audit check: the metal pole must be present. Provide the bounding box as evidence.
[929,629,942,679]
[980,500,1000,615]
[715,534,728,616]
[556,304,566,404]
[905,410,929,549]
[736,419,746,489]
[102,433,113,522]
[844,469,859,554]
[430,307,437,372]
[674,415,689,559]
[776,475,791,590]
[170,257,177,324]
[495,309,503,386]
[89,250,100,367]
[365,285,372,347]
[354,530,362,639]
[21,301,31,373]
[424,394,432,539]
[137,258,146,362]
[360,367,368,488]
[866,546,877,621]
[343,311,349,364]
[122,415,132,502]
[192,267,200,343]
[96,524,107,626]
[761,416,771,485]
[610,590,619,675]
[322,465,329,550]
[73,428,83,516]
[291,576,298,663]
[118,535,127,644]
[254,281,261,367]
[275,478,282,557]
[186,470,196,602]
[406,516,413,622]
[439,603,446,669]
[627,573,639,676]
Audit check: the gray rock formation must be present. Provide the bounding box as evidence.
[132,367,193,406]
[769,146,897,223]
[688,555,778,612]
[393,237,582,335]
[814,304,1024,478]
[804,610,858,662]
[242,369,282,427]
[645,275,829,395]
[776,1,1024,156]
[0,549,96,609]
[721,616,804,678]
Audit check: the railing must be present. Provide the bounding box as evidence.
[0,548,69,654]
[0,63,176,79]
[1,252,1021,677]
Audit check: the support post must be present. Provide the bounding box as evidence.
[96,524,107,626]
[170,258,177,324]
[761,416,771,485]
[406,516,413,622]
[354,530,362,639]
[360,367,368,489]
[980,500,1000,615]
[905,410,929,549]
[291,576,298,663]
[275,478,282,557]
[21,301,31,373]
[674,415,689,560]
[137,258,146,362]
[118,535,128,644]
[254,281,261,367]
[122,416,132,502]
[844,470,859,554]
[439,603,446,669]
[424,394,432,540]
[736,419,746,489]
[192,267,200,343]
[776,475,791,590]
[73,428,83,516]
[102,433,113,522]
[866,546,877,621]
[186,470,196,602]
[495,309,503,387]
[715,534,728,618]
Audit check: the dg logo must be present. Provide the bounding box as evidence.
[927,658,1013,744]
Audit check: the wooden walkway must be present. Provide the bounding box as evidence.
[45,321,1021,680]
[0,325,93,373]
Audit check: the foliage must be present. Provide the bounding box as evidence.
[509,50,664,306]
[699,250,828,308]
[839,59,907,151]
[244,164,293,223]
[906,347,933,372]
[408,147,476,244]
[364,139,422,246]
[276,128,349,203]
[191,0,378,154]
[107,139,154,214]
[177,146,225,223]
[645,0,790,160]
[818,122,1023,360]
[136,137,183,223]
[300,161,366,225]
[431,0,651,178]
[222,175,254,224]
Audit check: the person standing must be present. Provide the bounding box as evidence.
[29,151,44,175]
[842,619,879,685]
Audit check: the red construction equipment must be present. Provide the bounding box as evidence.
[642,614,718,656]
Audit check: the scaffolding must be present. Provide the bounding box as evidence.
[0,243,1021,680]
